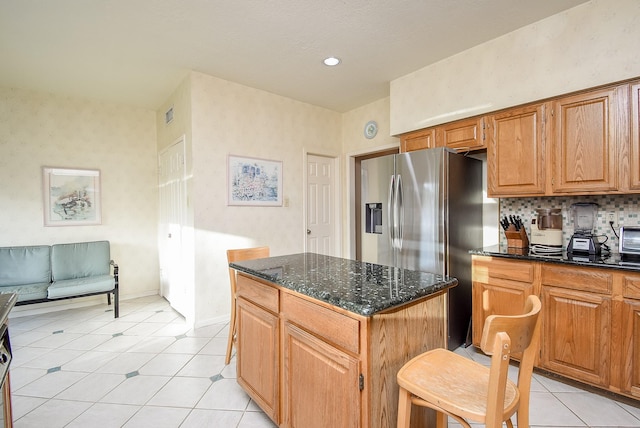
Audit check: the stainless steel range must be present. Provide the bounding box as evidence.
[0,294,17,428]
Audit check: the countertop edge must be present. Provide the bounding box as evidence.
[470,246,640,272]
[230,255,458,317]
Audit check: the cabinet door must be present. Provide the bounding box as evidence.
[621,299,640,398]
[282,322,360,428]
[471,257,535,346]
[236,297,279,423]
[630,82,640,190]
[541,286,610,387]
[488,104,546,196]
[551,87,620,193]
[437,116,485,151]
[399,128,436,152]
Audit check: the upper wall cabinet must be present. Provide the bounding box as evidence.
[399,127,436,152]
[437,116,486,151]
[630,82,640,190]
[550,85,627,194]
[399,116,486,153]
[400,78,638,197]
[487,103,548,197]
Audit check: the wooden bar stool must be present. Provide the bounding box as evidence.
[225,246,270,365]
[396,294,541,428]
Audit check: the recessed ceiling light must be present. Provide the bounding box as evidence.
[323,57,341,66]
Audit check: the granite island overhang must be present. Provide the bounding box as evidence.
[229,252,457,428]
[229,252,458,316]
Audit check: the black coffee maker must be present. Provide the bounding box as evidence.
[567,202,601,255]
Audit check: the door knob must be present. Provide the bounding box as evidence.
[307,229,311,235]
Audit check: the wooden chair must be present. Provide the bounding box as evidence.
[225,246,270,365]
[396,294,542,428]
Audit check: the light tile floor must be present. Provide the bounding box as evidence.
[6,295,640,427]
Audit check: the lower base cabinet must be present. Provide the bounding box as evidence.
[236,297,279,422]
[541,286,611,387]
[236,273,448,428]
[282,322,360,428]
[472,255,640,401]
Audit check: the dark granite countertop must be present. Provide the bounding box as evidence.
[230,253,457,316]
[472,245,640,272]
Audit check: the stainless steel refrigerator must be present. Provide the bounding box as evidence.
[360,147,482,350]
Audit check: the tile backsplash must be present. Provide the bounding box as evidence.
[499,195,640,251]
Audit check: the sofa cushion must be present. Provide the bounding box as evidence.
[0,284,49,302]
[0,245,51,287]
[51,241,110,281]
[48,275,115,299]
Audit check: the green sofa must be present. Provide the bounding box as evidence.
[0,241,119,317]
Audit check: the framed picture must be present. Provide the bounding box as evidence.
[42,167,101,226]
[228,155,283,206]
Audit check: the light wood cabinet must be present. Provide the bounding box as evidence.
[235,272,448,428]
[621,299,640,398]
[471,254,640,400]
[398,116,485,153]
[550,86,624,194]
[282,322,361,428]
[280,292,361,427]
[630,82,640,190]
[437,116,486,151]
[620,273,640,398]
[236,276,280,423]
[541,285,611,387]
[471,256,536,345]
[399,127,436,152]
[487,103,547,197]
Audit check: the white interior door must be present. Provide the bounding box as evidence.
[158,138,188,316]
[306,154,337,255]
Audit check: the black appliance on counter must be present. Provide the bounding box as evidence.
[567,202,602,255]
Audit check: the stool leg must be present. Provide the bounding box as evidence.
[225,299,236,365]
[397,387,412,428]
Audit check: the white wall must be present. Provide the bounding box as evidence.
[341,97,399,257]
[156,76,196,324]
[0,87,160,312]
[187,71,342,327]
[390,0,640,135]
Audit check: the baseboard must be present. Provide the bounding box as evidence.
[8,290,161,319]
[194,314,231,330]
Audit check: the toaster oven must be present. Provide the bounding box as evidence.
[619,226,640,255]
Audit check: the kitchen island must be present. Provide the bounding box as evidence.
[230,252,457,428]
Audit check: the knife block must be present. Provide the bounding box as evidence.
[504,226,529,248]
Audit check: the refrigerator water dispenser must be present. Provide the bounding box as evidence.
[365,202,383,234]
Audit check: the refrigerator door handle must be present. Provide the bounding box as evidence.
[387,174,395,248]
[396,174,404,250]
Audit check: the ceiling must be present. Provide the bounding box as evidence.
[0,0,589,112]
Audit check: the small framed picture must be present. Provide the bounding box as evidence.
[42,167,101,226]
[228,155,283,206]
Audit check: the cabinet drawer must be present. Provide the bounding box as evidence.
[236,274,279,313]
[541,264,612,294]
[622,273,640,300]
[473,256,534,283]
[281,293,360,355]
